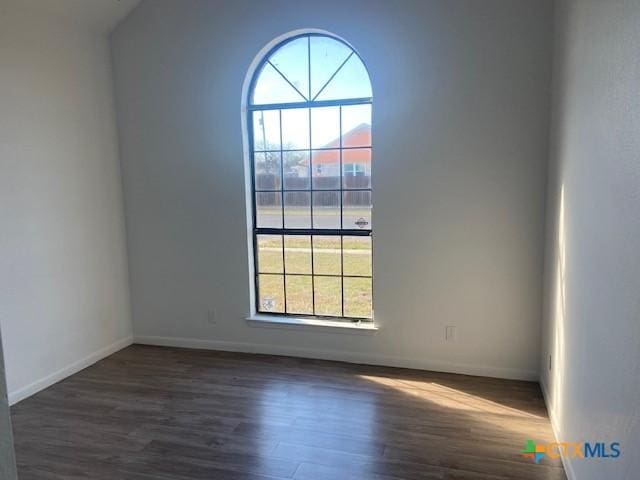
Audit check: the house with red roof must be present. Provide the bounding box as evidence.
[293,123,371,183]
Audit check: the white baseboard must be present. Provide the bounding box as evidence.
[133,335,538,381]
[539,379,576,480]
[8,336,133,406]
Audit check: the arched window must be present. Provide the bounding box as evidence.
[247,33,372,320]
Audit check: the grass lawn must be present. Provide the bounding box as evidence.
[256,235,372,318]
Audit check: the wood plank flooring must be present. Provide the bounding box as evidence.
[11,345,565,480]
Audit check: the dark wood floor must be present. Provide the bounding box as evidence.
[11,345,565,480]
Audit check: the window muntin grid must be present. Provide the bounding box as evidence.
[249,33,372,320]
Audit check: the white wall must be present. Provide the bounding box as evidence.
[541,1,640,479]
[112,0,552,380]
[0,1,134,403]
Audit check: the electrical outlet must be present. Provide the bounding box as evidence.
[207,309,217,324]
[445,325,457,342]
[548,354,552,371]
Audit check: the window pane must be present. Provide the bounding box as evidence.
[268,37,309,100]
[343,236,372,277]
[258,274,285,313]
[313,236,341,275]
[252,110,280,151]
[344,277,372,318]
[341,104,371,148]
[342,148,371,189]
[311,106,339,149]
[284,235,311,274]
[253,63,305,105]
[315,55,372,101]
[313,191,340,229]
[282,108,309,150]
[254,152,281,190]
[256,192,282,228]
[283,151,310,189]
[314,276,342,317]
[343,190,371,230]
[257,235,283,274]
[312,150,340,190]
[310,36,352,99]
[286,275,313,315]
[284,191,310,228]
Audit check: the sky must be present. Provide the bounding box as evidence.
[252,35,372,151]
[253,105,371,151]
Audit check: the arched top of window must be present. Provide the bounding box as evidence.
[250,34,372,106]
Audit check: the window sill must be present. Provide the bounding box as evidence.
[246,314,379,334]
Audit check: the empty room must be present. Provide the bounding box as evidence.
[1,0,638,479]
